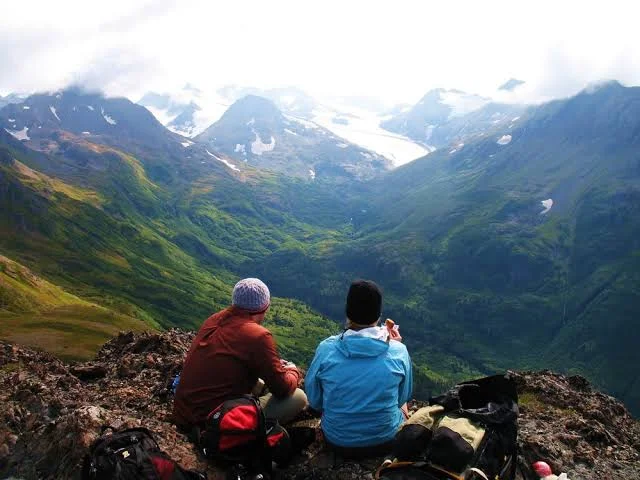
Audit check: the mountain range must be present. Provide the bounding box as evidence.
[139,85,432,166]
[138,81,530,166]
[0,93,27,110]
[1,81,639,414]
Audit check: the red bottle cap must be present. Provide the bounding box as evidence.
[533,461,552,477]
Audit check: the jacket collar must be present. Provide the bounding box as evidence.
[343,326,389,342]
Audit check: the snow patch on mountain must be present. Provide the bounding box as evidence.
[101,108,117,125]
[540,199,553,214]
[181,140,193,148]
[310,105,432,166]
[284,129,298,136]
[8,118,15,123]
[5,127,30,141]
[286,115,319,130]
[140,87,231,138]
[309,169,316,180]
[206,149,240,172]
[87,105,94,111]
[425,125,435,141]
[250,132,276,155]
[167,105,229,137]
[336,143,349,148]
[49,106,61,122]
[497,134,512,145]
[234,144,247,155]
[449,142,465,154]
[22,106,30,110]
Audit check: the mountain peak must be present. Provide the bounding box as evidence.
[581,79,625,95]
[59,84,106,98]
[209,95,285,133]
[498,78,526,91]
[382,87,494,144]
[0,88,177,149]
[182,83,202,95]
[197,94,390,180]
[226,94,282,117]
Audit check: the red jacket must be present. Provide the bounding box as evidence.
[172,307,299,428]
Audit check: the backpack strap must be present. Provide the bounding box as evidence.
[118,427,161,451]
[87,425,120,457]
[375,460,419,479]
[507,443,518,480]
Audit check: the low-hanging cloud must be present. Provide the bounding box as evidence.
[71,49,167,96]
[1,0,638,105]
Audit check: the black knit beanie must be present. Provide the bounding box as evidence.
[345,280,382,325]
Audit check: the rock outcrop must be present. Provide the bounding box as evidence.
[1,331,638,479]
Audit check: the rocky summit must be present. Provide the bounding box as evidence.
[1,331,638,480]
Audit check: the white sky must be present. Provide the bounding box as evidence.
[1,0,638,105]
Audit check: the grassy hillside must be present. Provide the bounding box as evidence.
[0,139,340,365]
[0,254,149,360]
[0,250,339,365]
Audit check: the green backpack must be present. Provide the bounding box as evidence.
[377,374,519,480]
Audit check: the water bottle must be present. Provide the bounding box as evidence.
[171,374,180,394]
[533,461,570,480]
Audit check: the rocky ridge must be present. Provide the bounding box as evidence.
[1,331,638,479]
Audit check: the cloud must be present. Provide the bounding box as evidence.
[70,48,166,96]
[0,0,638,104]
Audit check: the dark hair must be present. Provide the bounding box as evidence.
[345,280,382,325]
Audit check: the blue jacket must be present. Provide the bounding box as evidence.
[304,330,413,447]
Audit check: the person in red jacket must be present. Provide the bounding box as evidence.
[173,278,307,429]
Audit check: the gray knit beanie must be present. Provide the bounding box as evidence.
[232,278,271,312]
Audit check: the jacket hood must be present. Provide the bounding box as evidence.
[335,334,390,358]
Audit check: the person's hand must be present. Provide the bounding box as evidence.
[389,328,402,342]
[385,318,403,342]
[281,359,298,370]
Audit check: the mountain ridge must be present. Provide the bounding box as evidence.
[381,88,526,148]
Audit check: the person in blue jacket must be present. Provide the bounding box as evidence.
[305,279,413,457]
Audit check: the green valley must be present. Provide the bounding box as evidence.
[0,254,149,361]
[0,84,638,414]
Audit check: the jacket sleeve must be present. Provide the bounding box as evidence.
[304,343,325,412]
[251,330,299,399]
[398,347,413,406]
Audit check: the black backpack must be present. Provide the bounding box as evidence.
[81,426,207,480]
[378,374,519,480]
[198,396,292,478]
